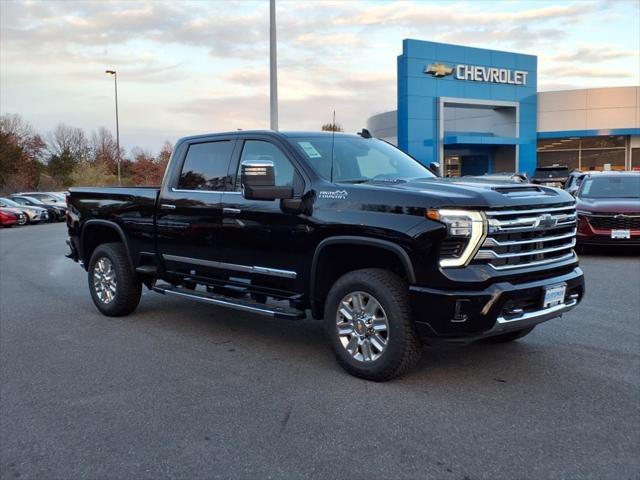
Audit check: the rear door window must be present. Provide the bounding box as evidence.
[178,141,235,191]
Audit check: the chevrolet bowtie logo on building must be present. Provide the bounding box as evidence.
[424,63,454,77]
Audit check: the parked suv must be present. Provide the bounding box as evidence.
[67,131,584,380]
[576,171,640,247]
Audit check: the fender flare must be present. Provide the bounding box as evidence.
[80,219,134,270]
[309,235,416,301]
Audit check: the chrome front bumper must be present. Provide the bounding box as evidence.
[486,295,579,336]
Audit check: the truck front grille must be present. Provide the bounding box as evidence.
[474,204,577,270]
[586,214,640,230]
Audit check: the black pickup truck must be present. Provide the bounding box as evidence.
[67,130,584,380]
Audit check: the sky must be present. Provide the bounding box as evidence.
[1,0,639,154]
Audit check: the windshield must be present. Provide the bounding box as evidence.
[287,136,435,183]
[15,196,44,205]
[578,176,640,199]
[0,198,20,207]
[535,167,568,178]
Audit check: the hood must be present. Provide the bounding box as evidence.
[352,177,575,209]
[21,205,46,213]
[0,207,24,216]
[576,197,640,214]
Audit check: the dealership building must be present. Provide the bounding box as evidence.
[367,39,640,176]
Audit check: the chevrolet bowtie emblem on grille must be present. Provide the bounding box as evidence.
[535,214,558,229]
[614,214,627,219]
[424,63,454,77]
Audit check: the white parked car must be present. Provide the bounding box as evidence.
[14,191,65,206]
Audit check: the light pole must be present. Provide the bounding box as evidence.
[105,69,121,185]
[269,0,278,130]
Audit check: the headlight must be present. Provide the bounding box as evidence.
[427,209,486,267]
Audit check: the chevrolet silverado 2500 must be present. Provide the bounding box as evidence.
[66,130,585,380]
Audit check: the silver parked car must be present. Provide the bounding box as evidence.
[0,197,50,223]
[14,191,66,207]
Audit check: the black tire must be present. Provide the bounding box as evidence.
[88,242,141,317]
[483,326,535,343]
[325,268,421,381]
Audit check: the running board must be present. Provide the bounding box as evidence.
[152,285,306,320]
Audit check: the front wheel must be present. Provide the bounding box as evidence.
[325,268,421,381]
[88,243,141,316]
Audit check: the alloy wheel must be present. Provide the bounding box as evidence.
[336,291,389,362]
[93,257,117,304]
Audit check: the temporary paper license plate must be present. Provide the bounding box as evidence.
[543,284,566,308]
[611,229,631,239]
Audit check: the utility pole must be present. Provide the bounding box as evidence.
[105,69,121,185]
[269,0,278,131]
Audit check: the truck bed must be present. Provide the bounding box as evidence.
[67,186,160,266]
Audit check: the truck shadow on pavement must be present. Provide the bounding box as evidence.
[128,292,560,387]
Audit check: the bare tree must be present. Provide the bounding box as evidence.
[91,127,122,174]
[321,122,343,132]
[0,113,46,192]
[47,124,90,162]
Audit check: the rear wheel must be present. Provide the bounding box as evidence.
[88,243,141,316]
[483,326,535,343]
[325,268,421,381]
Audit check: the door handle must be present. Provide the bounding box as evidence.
[223,207,241,215]
[161,203,176,209]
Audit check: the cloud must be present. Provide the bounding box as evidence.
[172,90,392,134]
[221,69,269,87]
[552,45,638,62]
[332,1,599,27]
[540,65,634,79]
[1,1,269,59]
[438,26,565,49]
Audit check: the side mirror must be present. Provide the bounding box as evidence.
[240,160,293,201]
[429,162,441,176]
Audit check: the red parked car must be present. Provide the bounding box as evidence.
[0,208,19,227]
[575,172,640,248]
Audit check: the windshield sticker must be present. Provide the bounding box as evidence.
[582,179,592,195]
[298,141,322,158]
[319,190,348,200]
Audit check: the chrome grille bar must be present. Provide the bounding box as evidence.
[482,229,577,247]
[485,205,576,216]
[487,213,576,233]
[475,203,577,270]
[475,239,576,260]
[485,252,576,271]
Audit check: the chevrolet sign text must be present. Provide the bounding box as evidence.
[455,64,528,85]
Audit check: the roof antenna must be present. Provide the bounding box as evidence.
[330,110,336,183]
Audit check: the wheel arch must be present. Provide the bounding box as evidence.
[80,219,134,271]
[309,236,416,319]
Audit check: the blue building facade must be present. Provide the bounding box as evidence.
[397,39,538,176]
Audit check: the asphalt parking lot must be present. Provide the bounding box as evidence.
[1,223,638,480]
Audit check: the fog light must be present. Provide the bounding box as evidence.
[451,300,469,323]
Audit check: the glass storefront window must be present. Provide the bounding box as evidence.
[580,135,625,149]
[537,135,628,171]
[580,149,625,171]
[632,148,640,170]
[537,138,581,150]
